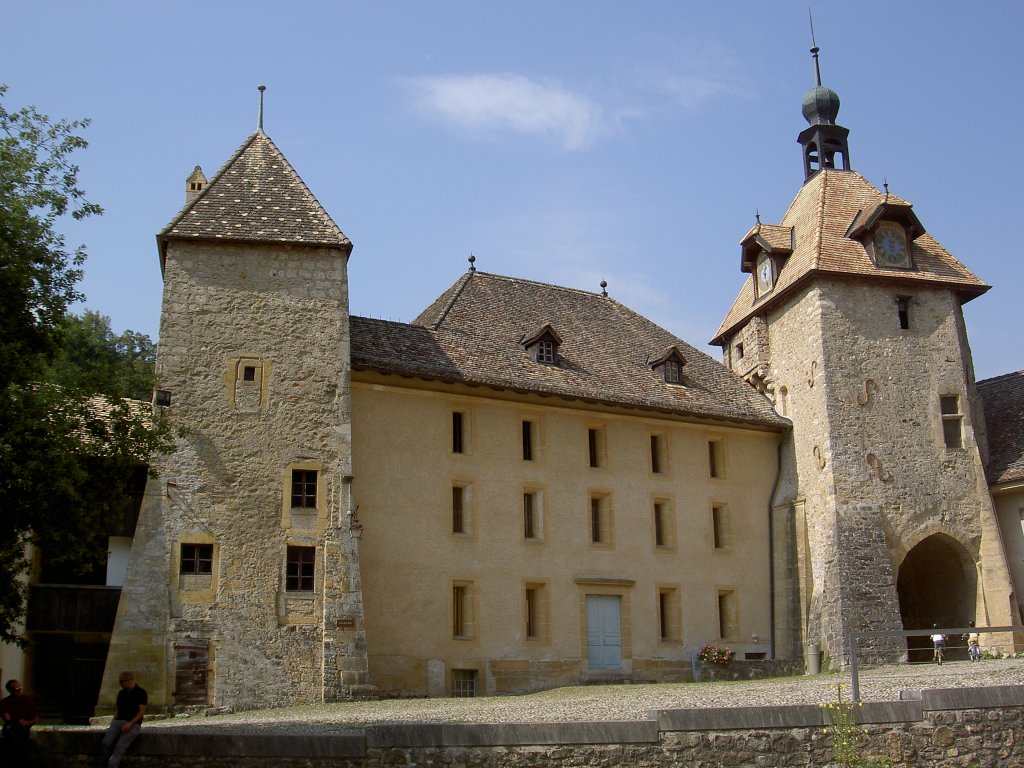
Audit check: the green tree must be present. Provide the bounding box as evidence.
[0,85,172,644]
[46,310,157,401]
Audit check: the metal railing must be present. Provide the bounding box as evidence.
[848,624,1024,701]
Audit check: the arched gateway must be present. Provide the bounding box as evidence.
[897,534,977,661]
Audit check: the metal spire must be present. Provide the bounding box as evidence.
[257,84,266,132]
[809,10,823,86]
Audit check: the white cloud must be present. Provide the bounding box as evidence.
[404,73,606,151]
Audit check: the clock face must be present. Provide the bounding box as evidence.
[756,253,774,294]
[874,222,910,268]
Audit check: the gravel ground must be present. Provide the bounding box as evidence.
[75,658,1024,736]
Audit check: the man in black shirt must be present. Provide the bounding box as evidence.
[102,671,147,768]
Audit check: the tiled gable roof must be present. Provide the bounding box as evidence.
[159,132,351,253]
[713,171,988,344]
[352,272,787,428]
[978,370,1024,485]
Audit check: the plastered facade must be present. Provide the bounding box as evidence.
[351,375,778,695]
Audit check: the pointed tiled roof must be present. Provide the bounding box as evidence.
[352,272,787,428]
[158,132,351,258]
[712,171,988,344]
[978,370,1024,485]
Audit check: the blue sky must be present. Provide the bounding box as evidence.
[4,1,1022,380]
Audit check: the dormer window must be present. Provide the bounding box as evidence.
[522,324,562,366]
[649,346,687,386]
[536,339,556,364]
[664,359,683,384]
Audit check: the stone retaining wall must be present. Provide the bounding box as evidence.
[32,685,1024,767]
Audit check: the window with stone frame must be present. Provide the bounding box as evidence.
[452,580,476,639]
[291,469,318,509]
[718,590,738,640]
[180,543,213,575]
[940,395,963,449]
[590,494,613,546]
[286,545,315,592]
[712,505,732,549]
[523,490,543,540]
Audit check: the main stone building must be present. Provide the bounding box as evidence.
[99,56,1023,711]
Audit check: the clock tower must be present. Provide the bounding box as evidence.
[713,47,1021,667]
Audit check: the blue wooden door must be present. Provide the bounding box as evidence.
[586,594,621,669]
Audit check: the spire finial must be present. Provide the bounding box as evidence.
[468,253,476,272]
[600,279,608,297]
[809,9,822,86]
[257,84,266,132]
[883,178,889,201]
[755,209,761,225]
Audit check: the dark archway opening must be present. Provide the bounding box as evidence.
[897,534,977,662]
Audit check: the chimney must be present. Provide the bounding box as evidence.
[185,165,207,205]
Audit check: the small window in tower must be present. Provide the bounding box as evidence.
[736,343,745,360]
[940,395,963,450]
[896,296,910,330]
[286,546,315,591]
[180,543,213,575]
[242,365,256,382]
[291,469,318,509]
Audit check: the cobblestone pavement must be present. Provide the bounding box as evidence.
[95,658,1024,735]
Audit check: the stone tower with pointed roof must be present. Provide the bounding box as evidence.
[100,129,370,710]
[712,50,1020,666]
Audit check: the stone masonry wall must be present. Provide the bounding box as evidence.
[746,279,1019,668]
[102,240,368,712]
[35,686,1024,767]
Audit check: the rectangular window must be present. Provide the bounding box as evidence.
[242,365,256,382]
[524,581,548,641]
[940,395,963,449]
[452,486,465,534]
[522,420,534,461]
[654,502,666,547]
[523,491,539,540]
[537,339,556,364]
[896,296,910,330]
[664,360,683,384]
[658,587,680,641]
[718,590,738,640]
[291,469,318,509]
[590,494,612,545]
[452,411,464,454]
[180,543,213,575]
[708,440,724,479]
[286,546,315,592]
[736,342,745,360]
[588,427,605,468]
[452,581,474,639]
[650,434,663,474]
[451,668,477,697]
[712,505,732,549]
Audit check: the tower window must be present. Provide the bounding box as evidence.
[940,395,963,449]
[650,434,665,474]
[286,546,315,591]
[291,469,318,509]
[896,296,910,330]
[242,365,256,382]
[180,543,213,575]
